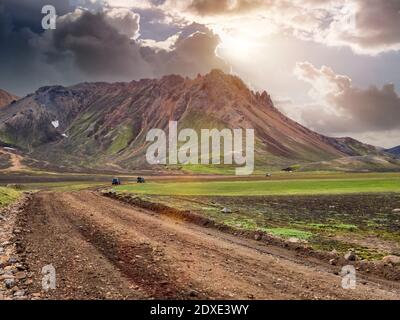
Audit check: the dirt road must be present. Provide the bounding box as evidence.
[0,149,26,171]
[17,191,400,300]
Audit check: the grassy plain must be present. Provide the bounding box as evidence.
[115,172,400,196]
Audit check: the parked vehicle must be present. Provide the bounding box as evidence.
[137,177,145,183]
[112,178,121,185]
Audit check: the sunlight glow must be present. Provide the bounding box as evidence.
[218,34,262,60]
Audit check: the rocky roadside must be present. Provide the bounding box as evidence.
[0,192,36,300]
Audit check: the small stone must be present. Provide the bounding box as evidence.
[188,290,198,297]
[254,234,262,241]
[330,249,338,256]
[344,250,357,261]
[4,266,14,273]
[4,278,15,289]
[288,237,301,243]
[8,257,17,264]
[382,255,400,266]
[221,207,232,214]
[0,274,14,281]
[13,290,25,297]
[15,264,25,271]
[15,272,26,280]
[329,258,338,266]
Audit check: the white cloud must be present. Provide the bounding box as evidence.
[140,33,180,51]
[293,61,400,147]
[158,0,400,56]
[103,7,140,38]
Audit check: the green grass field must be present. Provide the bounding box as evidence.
[0,187,21,207]
[115,174,400,196]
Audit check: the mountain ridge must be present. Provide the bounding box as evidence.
[387,146,400,156]
[0,70,388,173]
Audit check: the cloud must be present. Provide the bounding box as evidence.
[103,7,140,38]
[275,0,400,55]
[294,61,400,136]
[0,1,228,95]
[45,11,228,79]
[159,0,400,55]
[40,9,149,78]
[141,23,229,77]
[185,0,267,16]
[323,0,400,55]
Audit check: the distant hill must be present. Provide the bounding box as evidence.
[298,155,400,172]
[0,70,387,173]
[0,89,19,108]
[386,146,400,156]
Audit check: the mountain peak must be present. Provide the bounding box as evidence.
[207,68,227,77]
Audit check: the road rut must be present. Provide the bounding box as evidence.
[17,191,400,300]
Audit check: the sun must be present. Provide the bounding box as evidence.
[218,34,260,60]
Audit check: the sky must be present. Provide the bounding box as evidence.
[0,0,399,148]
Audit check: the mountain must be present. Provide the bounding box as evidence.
[0,89,19,108]
[0,70,384,173]
[386,146,400,156]
[298,155,400,172]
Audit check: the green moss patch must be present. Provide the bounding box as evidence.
[0,187,21,207]
[261,227,313,240]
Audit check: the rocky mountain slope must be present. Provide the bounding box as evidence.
[0,89,19,108]
[387,146,400,156]
[0,70,385,173]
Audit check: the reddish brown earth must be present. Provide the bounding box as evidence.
[0,89,18,108]
[15,191,400,300]
[0,150,26,172]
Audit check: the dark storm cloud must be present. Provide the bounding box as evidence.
[47,10,148,78]
[0,1,69,95]
[0,0,72,34]
[0,1,228,96]
[46,10,228,79]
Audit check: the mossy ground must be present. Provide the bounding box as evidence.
[0,187,21,207]
[119,191,400,261]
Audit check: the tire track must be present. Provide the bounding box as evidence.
[17,191,400,300]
